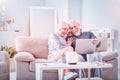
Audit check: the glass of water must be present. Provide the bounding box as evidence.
[87,54,94,64]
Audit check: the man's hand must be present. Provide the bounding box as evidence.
[92,39,100,45]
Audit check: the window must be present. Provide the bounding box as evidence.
[0,0,5,30]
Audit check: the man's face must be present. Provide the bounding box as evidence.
[69,22,81,35]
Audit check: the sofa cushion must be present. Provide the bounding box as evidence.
[100,51,118,61]
[96,38,108,52]
[15,36,48,58]
[29,59,55,71]
[14,52,35,62]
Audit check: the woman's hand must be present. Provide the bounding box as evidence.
[67,37,73,46]
[64,46,73,55]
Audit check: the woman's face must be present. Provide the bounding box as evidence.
[57,22,69,37]
[59,27,69,37]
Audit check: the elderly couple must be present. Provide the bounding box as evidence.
[48,20,102,80]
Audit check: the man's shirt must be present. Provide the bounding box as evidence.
[66,31,97,51]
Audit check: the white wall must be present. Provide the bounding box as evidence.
[45,0,68,22]
[0,31,22,47]
[68,0,81,22]
[0,0,45,47]
[82,0,120,27]
[5,0,45,36]
[45,0,82,23]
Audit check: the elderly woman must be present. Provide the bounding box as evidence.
[48,21,80,80]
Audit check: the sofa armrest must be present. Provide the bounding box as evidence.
[0,51,9,77]
[100,51,118,61]
[14,52,35,62]
[0,51,9,63]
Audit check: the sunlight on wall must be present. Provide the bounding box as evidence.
[108,1,120,25]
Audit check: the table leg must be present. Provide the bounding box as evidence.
[88,68,91,80]
[58,69,63,80]
[36,67,42,80]
[40,69,43,80]
[79,69,82,78]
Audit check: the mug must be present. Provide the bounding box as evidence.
[87,54,94,63]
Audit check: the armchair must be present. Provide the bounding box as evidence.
[100,51,118,80]
[0,51,10,80]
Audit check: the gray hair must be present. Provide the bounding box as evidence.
[55,21,69,32]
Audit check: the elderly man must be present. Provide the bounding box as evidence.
[66,20,102,78]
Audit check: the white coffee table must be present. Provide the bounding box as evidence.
[35,62,112,80]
